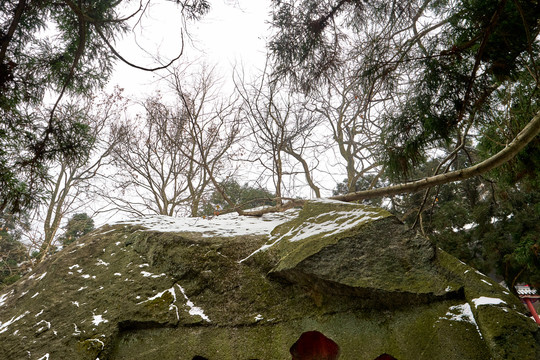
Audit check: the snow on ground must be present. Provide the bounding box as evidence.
[114,208,300,237]
[28,272,46,281]
[311,198,353,205]
[443,303,475,323]
[137,286,180,320]
[72,323,81,336]
[475,270,488,277]
[96,259,109,266]
[480,279,493,286]
[86,338,105,350]
[35,319,51,333]
[114,200,385,249]
[36,272,47,281]
[135,284,211,322]
[141,271,166,278]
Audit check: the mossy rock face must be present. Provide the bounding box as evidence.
[266,202,454,302]
[0,200,538,359]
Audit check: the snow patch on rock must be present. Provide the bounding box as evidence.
[0,311,30,334]
[440,303,482,338]
[0,290,13,308]
[177,285,210,322]
[92,314,109,326]
[472,296,506,308]
[114,208,299,238]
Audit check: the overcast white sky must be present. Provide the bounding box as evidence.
[108,0,271,97]
[104,0,342,202]
[98,1,339,220]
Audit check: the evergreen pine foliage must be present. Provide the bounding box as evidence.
[202,180,275,216]
[0,222,27,290]
[270,0,540,178]
[0,0,210,219]
[59,213,95,246]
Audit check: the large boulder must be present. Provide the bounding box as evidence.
[0,200,538,359]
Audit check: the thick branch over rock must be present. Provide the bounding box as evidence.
[331,110,540,202]
[236,198,306,217]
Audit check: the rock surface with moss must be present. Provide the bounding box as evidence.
[0,199,538,359]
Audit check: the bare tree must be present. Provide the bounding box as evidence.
[168,63,242,215]
[307,50,395,195]
[110,95,193,217]
[29,89,125,262]
[110,64,241,217]
[239,109,540,217]
[234,63,323,201]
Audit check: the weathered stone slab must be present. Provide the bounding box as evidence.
[0,200,537,359]
[267,201,457,302]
